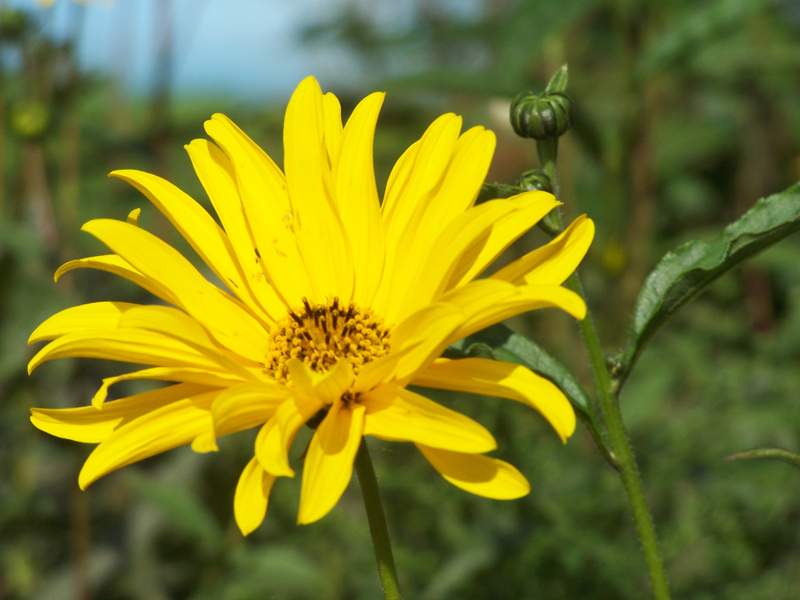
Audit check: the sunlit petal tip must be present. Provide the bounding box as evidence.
[107,169,130,180]
[91,381,111,409]
[126,208,141,226]
[234,458,275,536]
[79,218,102,233]
[191,431,219,454]
[297,402,365,524]
[573,295,588,321]
[77,470,92,492]
[417,445,531,500]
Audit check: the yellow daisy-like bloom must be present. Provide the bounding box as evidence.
[29,77,594,534]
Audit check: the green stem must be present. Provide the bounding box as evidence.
[354,438,402,600]
[725,447,800,470]
[540,139,671,600]
[567,274,670,600]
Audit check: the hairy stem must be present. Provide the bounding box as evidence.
[354,439,402,600]
[541,147,671,600]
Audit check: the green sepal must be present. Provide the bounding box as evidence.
[545,63,569,94]
[620,182,800,383]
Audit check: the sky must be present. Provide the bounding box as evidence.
[7,0,370,101]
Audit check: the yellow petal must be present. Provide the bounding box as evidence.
[335,91,386,306]
[91,366,243,409]
[30,383,214,444]
[374,114,462,316]
[28,328,231,376]
[55,254,180,306]
[287,358,354,406]
[362,386,496,453]
[388,199,517,323]
[116,305,262,382]
[255,394,324,478]
[297,400,365,524]
[438,278,518,316]
[440,279,586,343]
[385,128,496,320]
[416,444,530,499]
[211,382,292,440]
[381,113,462,238]
[78,390,220,489]
[110,169,271,323]
[29,302,137,344]
[492,215,595,286]
[446,190,561,290]
[82,218,269,362]
[234,457,276,536]
[283,76,354,302]
[185,139,285,320]
[351,340,423,394]
[411,358,576,442]
[321,92,343,171]
[388,303,465,383]
[419,127,496,228]
[204,113,314,308]
[381,140,419,218]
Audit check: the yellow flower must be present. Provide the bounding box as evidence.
[29,77,594,534]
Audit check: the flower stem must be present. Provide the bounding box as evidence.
[566,274,671,600]
[541,146,671,600]
[354,438,402,600]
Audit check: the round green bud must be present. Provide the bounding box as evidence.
[518,169,553,194]
[510,91,575,140]
[11,100,52,140]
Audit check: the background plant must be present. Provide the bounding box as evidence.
[2,1,800,599]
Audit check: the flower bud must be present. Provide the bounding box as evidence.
[518,169,552,194]
[510,91,574,140]
[10,100,51,140]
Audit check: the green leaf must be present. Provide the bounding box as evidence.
[545,63,569,93]
[622,182,800,378]
[449,323,617,467]
[724,448,800,471]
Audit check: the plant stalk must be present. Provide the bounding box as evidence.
[354,438,402,600]
[541,146,671,600]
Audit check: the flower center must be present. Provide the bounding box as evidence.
[265,297,391,383]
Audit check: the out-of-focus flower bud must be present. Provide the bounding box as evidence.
[510,91,575,140]
[11,100,52,140]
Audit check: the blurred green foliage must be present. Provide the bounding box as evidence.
[2,1,800,599]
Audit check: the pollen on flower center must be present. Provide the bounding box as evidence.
[265,297,391,383]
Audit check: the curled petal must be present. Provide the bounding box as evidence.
[362,386,496,454]
[411,358,576,443]
[417,444,530,499]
